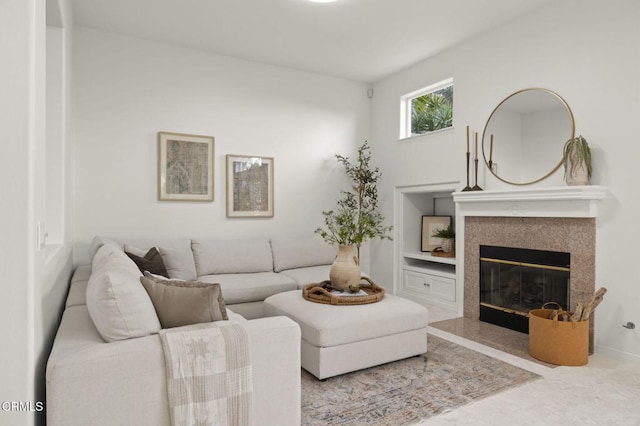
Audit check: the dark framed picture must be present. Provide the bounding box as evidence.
[226,155,274,217]
[421,216,451,252]
[158,131,214,201]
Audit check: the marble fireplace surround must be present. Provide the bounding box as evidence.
[453,186,606,352]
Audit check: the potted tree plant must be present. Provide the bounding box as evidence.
[563,135,592,186]
[315,142,392,290]
[432,224,455,254]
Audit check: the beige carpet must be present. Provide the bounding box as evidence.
[301,335,540,425]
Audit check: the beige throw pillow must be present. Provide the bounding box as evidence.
[140,275,228,329]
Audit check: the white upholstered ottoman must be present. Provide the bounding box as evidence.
[263,290,429,379]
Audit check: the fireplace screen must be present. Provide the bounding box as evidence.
[479,245,570,333]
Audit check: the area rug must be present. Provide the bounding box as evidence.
[301,335,540,425]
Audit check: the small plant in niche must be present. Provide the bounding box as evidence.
[432,224,455,253]
[432,224,455,239]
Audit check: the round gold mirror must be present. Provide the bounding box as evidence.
[482,88,575,185]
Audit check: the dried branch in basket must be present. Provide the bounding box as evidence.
[571,302,585,323]
[576,287,607,322]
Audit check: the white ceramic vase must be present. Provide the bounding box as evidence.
[441,238,455,253]
[564,146,590,186]
[329,245,361,291]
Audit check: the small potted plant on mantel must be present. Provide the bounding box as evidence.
[432,224,455,255]
[563,135,592,186]
[315,142,392,291]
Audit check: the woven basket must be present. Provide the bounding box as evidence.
[302,277,385,305]
[529,302,589,366]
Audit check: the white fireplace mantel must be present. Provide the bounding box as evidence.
[453,185,606,218]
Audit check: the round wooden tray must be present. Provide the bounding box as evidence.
[302,277,385,305]
[431,248,455,258]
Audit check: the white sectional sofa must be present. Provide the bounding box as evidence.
[87,235,339,319]
[46,235,340,426]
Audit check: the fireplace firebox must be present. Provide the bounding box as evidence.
[479,245,570,334]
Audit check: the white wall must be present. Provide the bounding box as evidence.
[72,27,371,266]
[0,2,39,422]
[37,0,75,422]
[0,0,74,424]
[371,0,640,360]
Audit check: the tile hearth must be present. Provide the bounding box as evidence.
[429,317,554,367]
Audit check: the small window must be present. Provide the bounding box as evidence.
[400,78,453,139]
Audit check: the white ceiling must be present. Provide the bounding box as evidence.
[70,0,555,83]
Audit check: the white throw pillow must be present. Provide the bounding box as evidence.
[157,238,198,281]
[86,244,161,342]
[89,237,122,261]
[122,244,151,258]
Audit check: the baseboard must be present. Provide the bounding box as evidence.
[595,344,640,363]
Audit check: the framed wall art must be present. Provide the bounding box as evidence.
[421,215,451,252]
[158,132,214,201]
[226,154,274,217]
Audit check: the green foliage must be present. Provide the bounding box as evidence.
[432,224,455,239]
[315,142,393,259]
[411,85,453,135]
[563,135,592,180]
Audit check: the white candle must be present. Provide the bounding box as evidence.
[474,132,478,159]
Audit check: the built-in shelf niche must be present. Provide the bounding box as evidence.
[403,252,456,265]
[394,182,459,310]
[400,188,455,256]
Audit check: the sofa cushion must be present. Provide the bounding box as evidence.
[278,265,332,288]
[66,265,92,308]
[126,247,169,277]
[86,244,161,342]
[192,238,273,275]
[197,272,297,305]
[90,237,196,280]
[157,238,197,281]
[140,275,228,328]
[270,236,336,272]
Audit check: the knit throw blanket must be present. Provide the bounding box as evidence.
[159,322,253,426]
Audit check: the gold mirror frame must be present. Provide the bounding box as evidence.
[481,88,575,185]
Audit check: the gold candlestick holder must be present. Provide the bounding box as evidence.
[472,158,483,191]
[462,151,472,191]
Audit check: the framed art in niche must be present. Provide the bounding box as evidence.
[421,215,451,252]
